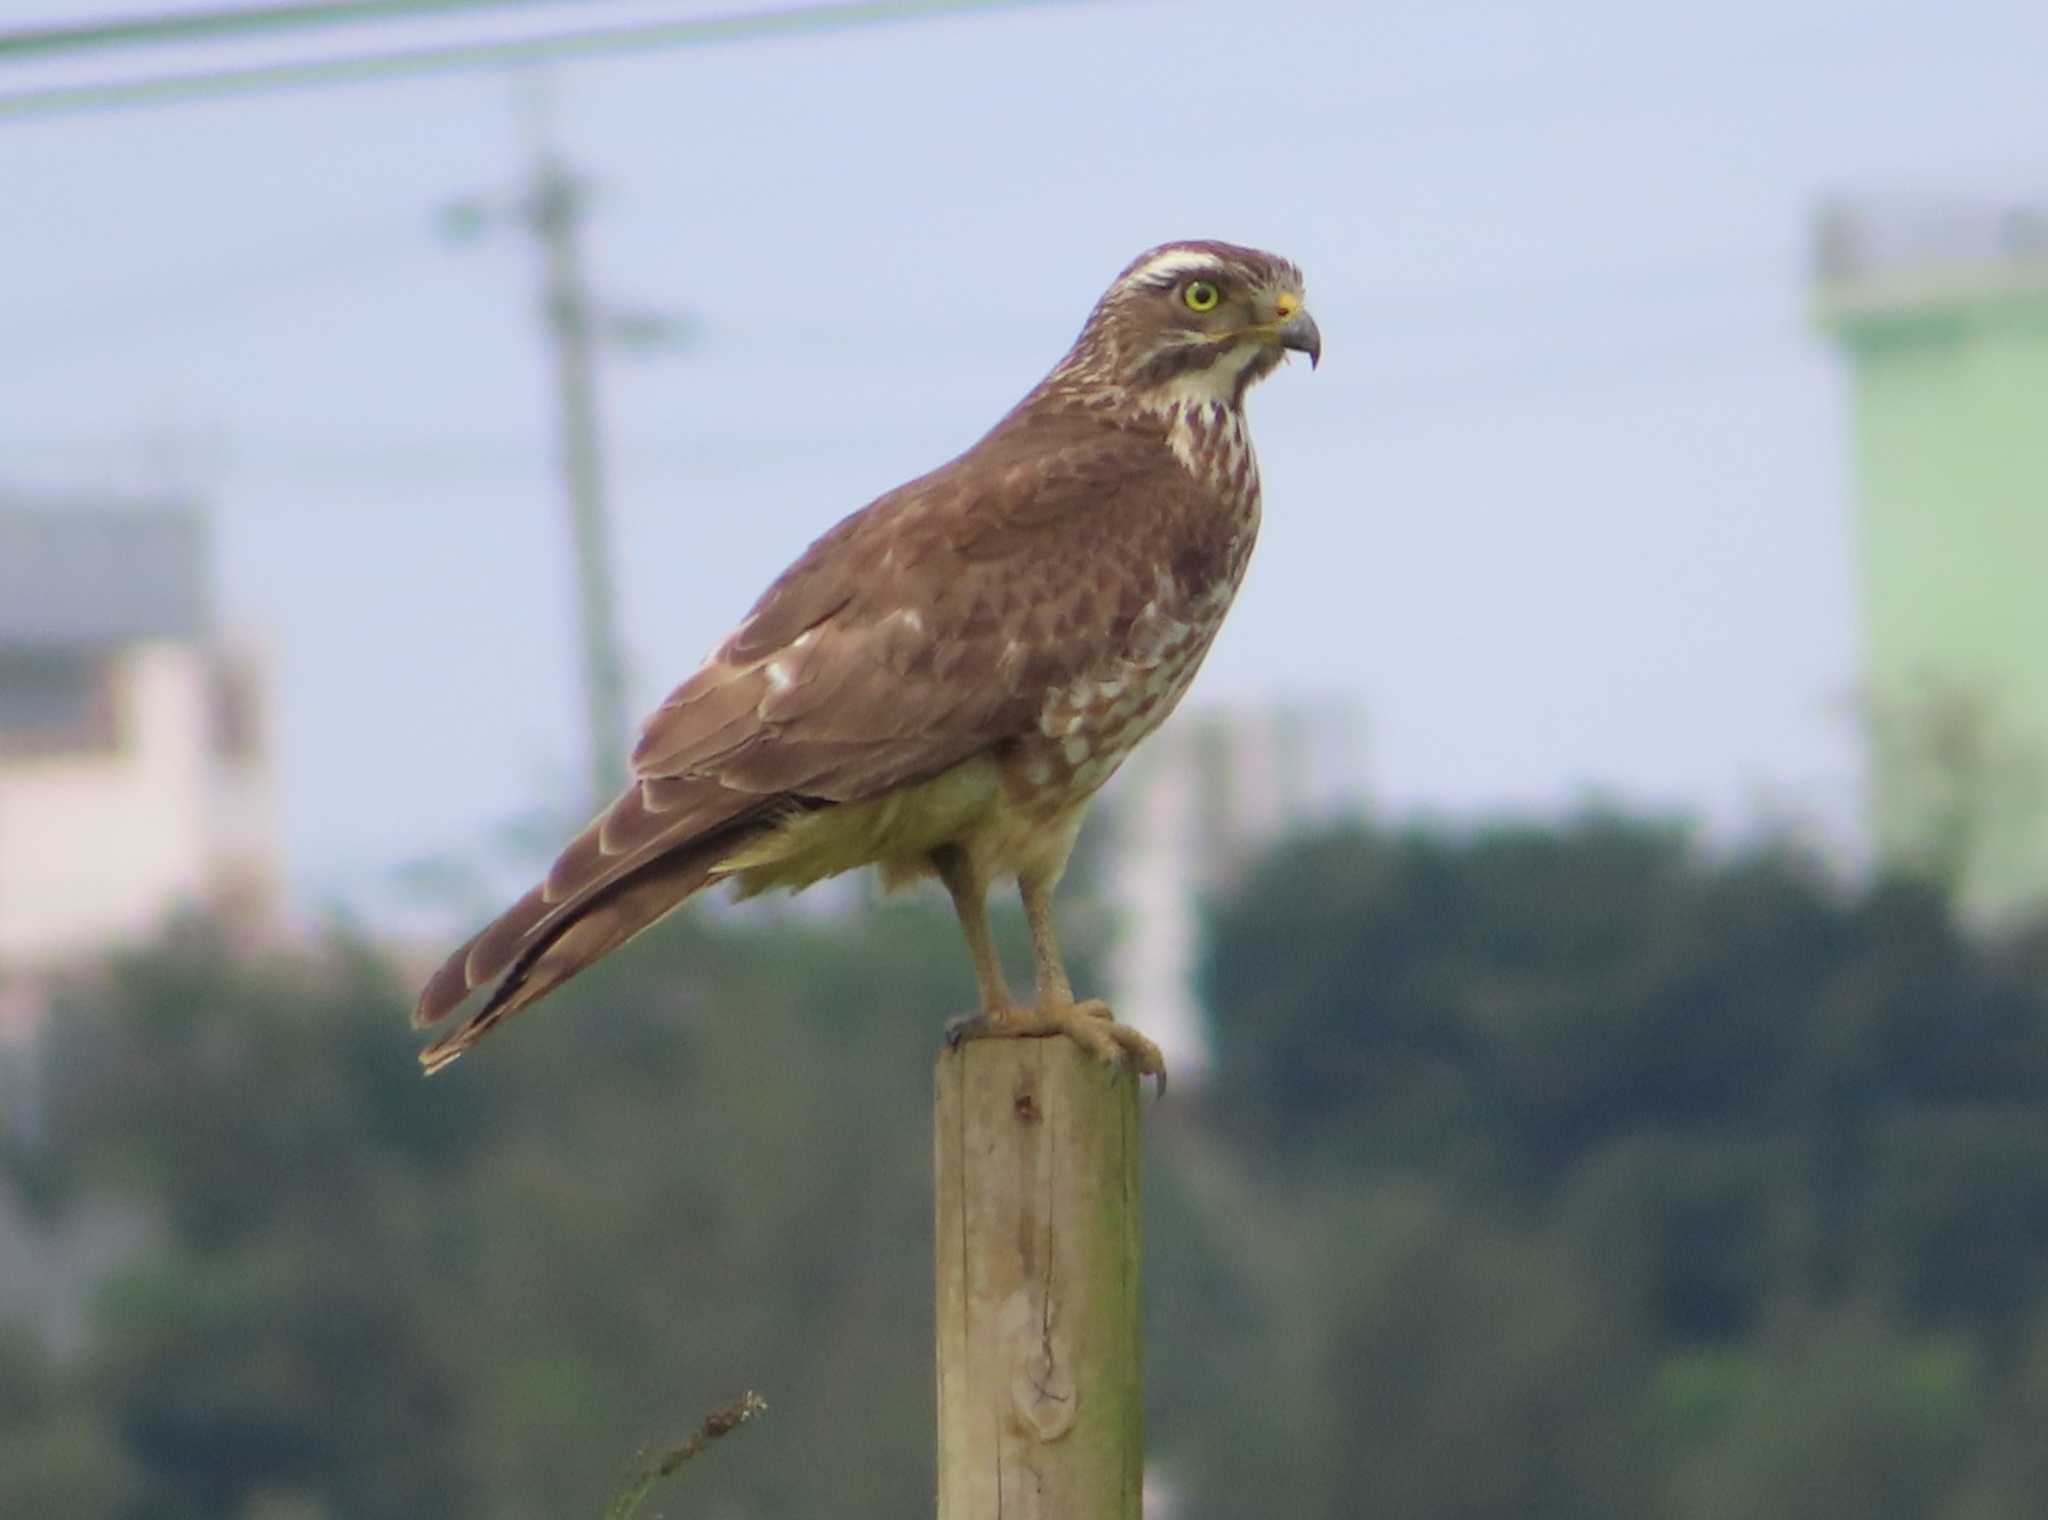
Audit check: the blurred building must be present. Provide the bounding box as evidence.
[0,498,280,1037]
[1100,698,1367,1081]
[1815,196,2048,922]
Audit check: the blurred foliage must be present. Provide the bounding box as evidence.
[23,903,972,1520]
[6,813,2048,1515]
[1189,813,2048,1518]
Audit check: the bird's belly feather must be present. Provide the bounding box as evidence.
[718,560,1245,900]
[718,752,1004,896]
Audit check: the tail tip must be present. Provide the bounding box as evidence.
[417,1038,466,1077]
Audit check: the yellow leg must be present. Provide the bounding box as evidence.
[1021,865,1079,1008]
[931,843,1012,1017]
[934,845,1165,1091]
[1009,868,1167,1089]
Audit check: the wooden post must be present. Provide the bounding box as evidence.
[934,1036,1143,1519]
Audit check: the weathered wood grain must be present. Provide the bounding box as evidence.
[935,1036,1143,1520]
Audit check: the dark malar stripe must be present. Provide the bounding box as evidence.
[1232,349,1284,407]
[1133,341,1229,389]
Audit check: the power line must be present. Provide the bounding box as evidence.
[0,212,435,360]
[0,0,595,61]
[0,319,1815,489]
[0,0,1097,121]
[0,236,1796,362]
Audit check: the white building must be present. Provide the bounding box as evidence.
[0,497,280,980]
[1100,698,1368,1081]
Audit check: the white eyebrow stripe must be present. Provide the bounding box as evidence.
[1116,248,1227,290]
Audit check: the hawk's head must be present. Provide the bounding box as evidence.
[1055,240,1321,409]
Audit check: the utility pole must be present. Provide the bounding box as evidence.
[442,80,696,810]
[521,85,629,806]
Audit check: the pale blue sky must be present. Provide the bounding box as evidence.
[4,0,2046,912]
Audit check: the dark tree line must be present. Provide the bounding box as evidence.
[1179,814,2048,1517]
[5,812,2048,1516]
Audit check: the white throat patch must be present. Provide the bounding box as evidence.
[1147,339,1269,411]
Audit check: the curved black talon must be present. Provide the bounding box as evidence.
[943,1011,990,1050]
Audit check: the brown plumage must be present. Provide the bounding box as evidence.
[415,239,1320,1078]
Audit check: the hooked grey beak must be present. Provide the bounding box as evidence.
[1276,309,1322,369]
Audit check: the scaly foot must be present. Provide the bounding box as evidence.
[945,999,1167,1094]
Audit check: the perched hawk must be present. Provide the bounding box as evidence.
[415,240,1320,1081]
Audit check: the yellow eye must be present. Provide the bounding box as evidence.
[1182,280,1221,312]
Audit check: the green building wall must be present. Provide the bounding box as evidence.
[1821,248,2048,920]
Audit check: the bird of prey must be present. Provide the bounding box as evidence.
[414,239,1320,1082]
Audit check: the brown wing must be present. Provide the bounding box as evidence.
[414,408,1200,1068]
[632,412,1201,798]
